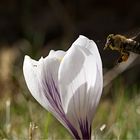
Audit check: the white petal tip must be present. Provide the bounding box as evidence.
[48,50,55,57]
[79,35,88,39]
[73,35,91,48]
[23,55,31,66]
[24,55,30,60]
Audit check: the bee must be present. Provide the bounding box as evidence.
[104,34,140,63]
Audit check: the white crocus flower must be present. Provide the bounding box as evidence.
[23,35,103,140]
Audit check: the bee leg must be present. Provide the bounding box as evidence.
[121,51,130,62]
[117,56,123,63]
[117,51,130,63]
[110,45,118,50]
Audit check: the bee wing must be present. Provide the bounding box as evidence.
[118,28,140,40]
[132,32,140,42]
[117,28,140,41]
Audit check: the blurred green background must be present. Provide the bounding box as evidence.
[0,0,140,139]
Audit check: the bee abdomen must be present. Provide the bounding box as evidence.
[125,41,140,54]
[132,41,140,54]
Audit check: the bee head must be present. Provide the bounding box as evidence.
[104,34,115,50]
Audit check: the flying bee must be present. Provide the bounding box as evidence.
[104,34,140,63]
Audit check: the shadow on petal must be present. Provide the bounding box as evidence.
[66,82,92,139]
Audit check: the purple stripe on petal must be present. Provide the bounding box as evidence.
[46,76,81,139]
[44,74,64,114]
[39,72,80,139]
[79,118,91,140]
[63,116,80,139]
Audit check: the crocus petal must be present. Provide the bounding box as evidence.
[59,35,102,113]
[58,35,103,139]
[23,54,67,126]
